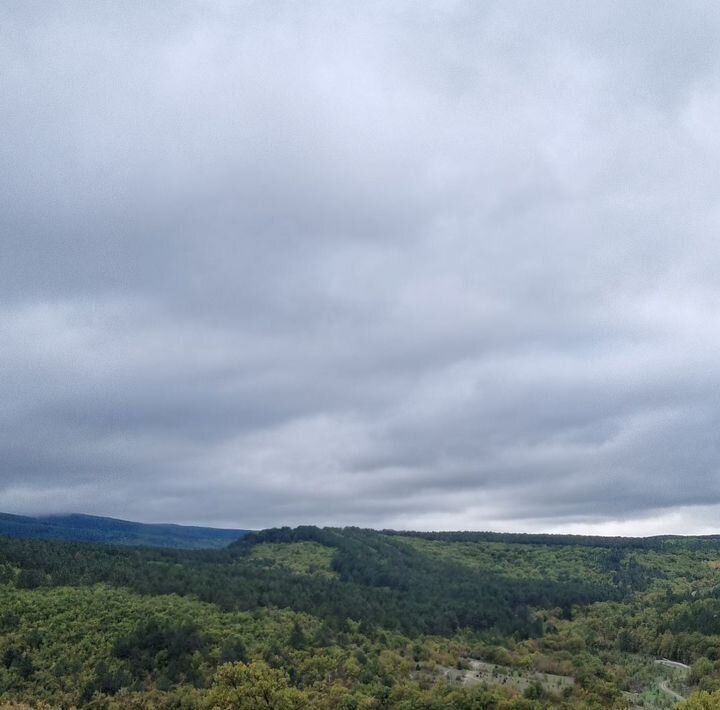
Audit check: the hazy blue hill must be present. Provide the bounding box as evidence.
[0,512,249,549]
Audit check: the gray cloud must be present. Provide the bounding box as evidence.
[2,1,720,533]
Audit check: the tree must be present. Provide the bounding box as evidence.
[205,661,307,709]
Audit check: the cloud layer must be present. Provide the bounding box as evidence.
[2,1,720,532]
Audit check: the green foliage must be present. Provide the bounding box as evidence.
[250,542,338,579]
[113,618,205,684]
[397,536,617,586]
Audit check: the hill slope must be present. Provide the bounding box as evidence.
[0,512,248,548]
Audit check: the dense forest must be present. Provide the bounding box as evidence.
[1,526,720,708]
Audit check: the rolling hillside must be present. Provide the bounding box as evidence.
[0,512,249,549]
[0,525,718,706]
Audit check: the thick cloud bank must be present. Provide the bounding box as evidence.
[2,2,720,532]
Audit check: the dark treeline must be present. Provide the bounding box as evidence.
[382,528,720,551]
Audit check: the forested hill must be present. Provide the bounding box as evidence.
[0,512,249,549]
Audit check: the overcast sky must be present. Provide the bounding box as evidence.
[2,2,720,534]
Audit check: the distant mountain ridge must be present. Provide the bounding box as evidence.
[0,512,249,549]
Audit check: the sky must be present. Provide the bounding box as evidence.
[2,1,720,534]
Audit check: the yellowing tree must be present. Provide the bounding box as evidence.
[678,690,720,709]
[206,661,307,710]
